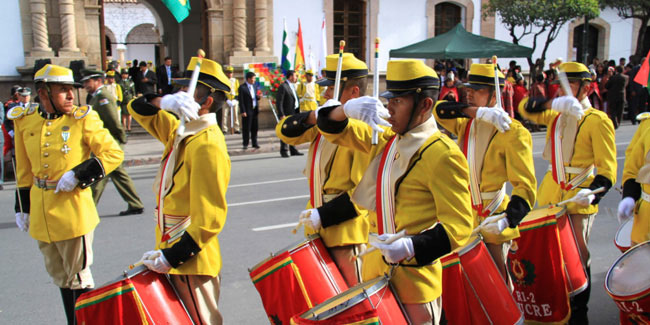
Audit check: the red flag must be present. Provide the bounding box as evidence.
[294,19,306,77]
[634,48,650,88]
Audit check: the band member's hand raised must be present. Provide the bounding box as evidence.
[343,96,391,132]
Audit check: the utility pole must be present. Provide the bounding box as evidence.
[99,0,107,70]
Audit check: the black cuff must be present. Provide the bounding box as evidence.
[130,95,161,116]
[318,192,359,228]
[161,232,202,268]
[505,195,530,228]
[410,223,452,266]
[316,105,348,134]
[589,174,613,205]
[280,112,315,137]
[435,101,469,119]
[525,97,548,113]
[15,187,30,214]
[622,178,642,201]
[72,157,106,189]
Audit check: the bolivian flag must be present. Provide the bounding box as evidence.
[163,0,191,23]
[294,19,306,76]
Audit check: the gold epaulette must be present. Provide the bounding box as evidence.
[636,112,650,121]
[7,103,38,120]
[72,105,92,120]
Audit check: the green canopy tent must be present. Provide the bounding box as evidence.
[389,24,533,59]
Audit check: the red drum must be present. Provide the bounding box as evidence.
[291,276,409,324]
[442,237,523,325]
[606,241,650,325]
[75,265,193,325]
[556,211,589,295]
[249,235,348,324]
[615,218,634,253]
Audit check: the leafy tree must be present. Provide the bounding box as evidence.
[602,0,650,58]
[483,0,599,73]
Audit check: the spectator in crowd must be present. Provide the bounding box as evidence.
[439,72,459,102]
[619,57,627,70]
[129,59,140,92]
[502,75,515,118]
[627,58,647,124]
[119,69,136,132]
[530,72,546,99]
[512,72,528,114]
[546,69,560,99]
[137,61,157,95]
[238,71,260,150]
[275,70,302,157]
[605,65,629,129]
[589,69,604,111]
[157,57,177,95]
[456,69,469,104]
[588,57,600,71]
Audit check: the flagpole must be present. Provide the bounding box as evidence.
[333,40,345,101]
[371,38,380,145]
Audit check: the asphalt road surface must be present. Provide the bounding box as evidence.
[0,123,639,324]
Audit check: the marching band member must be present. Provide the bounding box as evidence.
[312,59,474,324]
[128,57,231,324]
[518,61,616,324]
[11,64,123,324]
[222,65,241,134]
[618,112,650,245]
[434,63,537,281]
[296,69,321,112]
[278,53,370,286]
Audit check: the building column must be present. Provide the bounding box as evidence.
[232,0,251,55]
[207,8,225,63]
[116,44,127,68]
[29,0,53,54]
[59,0,80,54]
[253,0,270,55]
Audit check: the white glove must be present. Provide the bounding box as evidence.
[482,218,509,235]
[476,106,512,133]
[226,99,233,107]
[298,208,321,231]
[160,92,200,121]
[617,197,636,224]
[551,96,584,119]
[574,189,595,207]
[343,96,392,132]
[8,130,14,138]
[142,250,172,273]
[232,99,238,106]
[370,234,414,264]
[15,212,29,232]
[54,171,79,193]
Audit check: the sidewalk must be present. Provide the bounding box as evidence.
[123,128,309,167]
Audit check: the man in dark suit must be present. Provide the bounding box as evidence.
[238,71,260,150]
[605,65,629,129]
[137,61,157,95]
[129,59,141,93]
[156,56,177,95]
[275,70,303,157]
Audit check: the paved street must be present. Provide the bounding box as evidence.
[0,123,639,324]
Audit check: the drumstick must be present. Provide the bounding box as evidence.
[552,187,606,207]
[471,212,507,237]
[178,49,205,136]
[291,210,312,234]
[352,229,407,261]
[492,56,503,109]
[128,260,143,270]
[333,40,345,102]
[371,38,380,145]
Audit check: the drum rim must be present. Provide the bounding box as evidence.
[457,236,482,256]
[614,218,634,248]
[248,234,322,272]
[522,206,566,223]
[605,240,650,297]
[299,275,389,320]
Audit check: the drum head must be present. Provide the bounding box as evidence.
[249,234,321,272]
[522,206,566,222]
[606,241,650,296]
[615,219,634,249]
[300,276,389,320]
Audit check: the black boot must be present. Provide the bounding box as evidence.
[569,266,591,324]
[60,288,75,325]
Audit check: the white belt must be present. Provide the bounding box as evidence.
[642,191,650,203]
[301,98,317,103]
[481,190,501,200]
[323,193,341,203]
[547,165,595,175]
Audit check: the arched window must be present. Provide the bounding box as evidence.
[435,2,461,36]
[333,0,366,61]
[573,24,599,63]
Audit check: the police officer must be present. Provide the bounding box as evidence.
[278,53,371,286]
[118,69,136,132]
[518,62,616,324]
[10,64,123,324]
[129,56,231,325]
[82,69,145,216]
[313,59,474,323]
[296,69,320,112]
[434,63,537,281]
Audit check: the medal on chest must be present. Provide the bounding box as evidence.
[61,126,71,154]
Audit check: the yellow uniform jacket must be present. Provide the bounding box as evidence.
[296,82,320,112]
[13,106,123,243]
[227,78,239,101]
[318,113,473,304]
[519,99,616,214]
[622,119,650,243]
[275,113,369,247]
[129,97,230,277]
[434,105,537,244]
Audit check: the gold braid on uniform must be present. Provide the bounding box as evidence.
[524,97,548,113]
[280,112,315,137]
[435,101,470,119]
[623,178,642,201]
